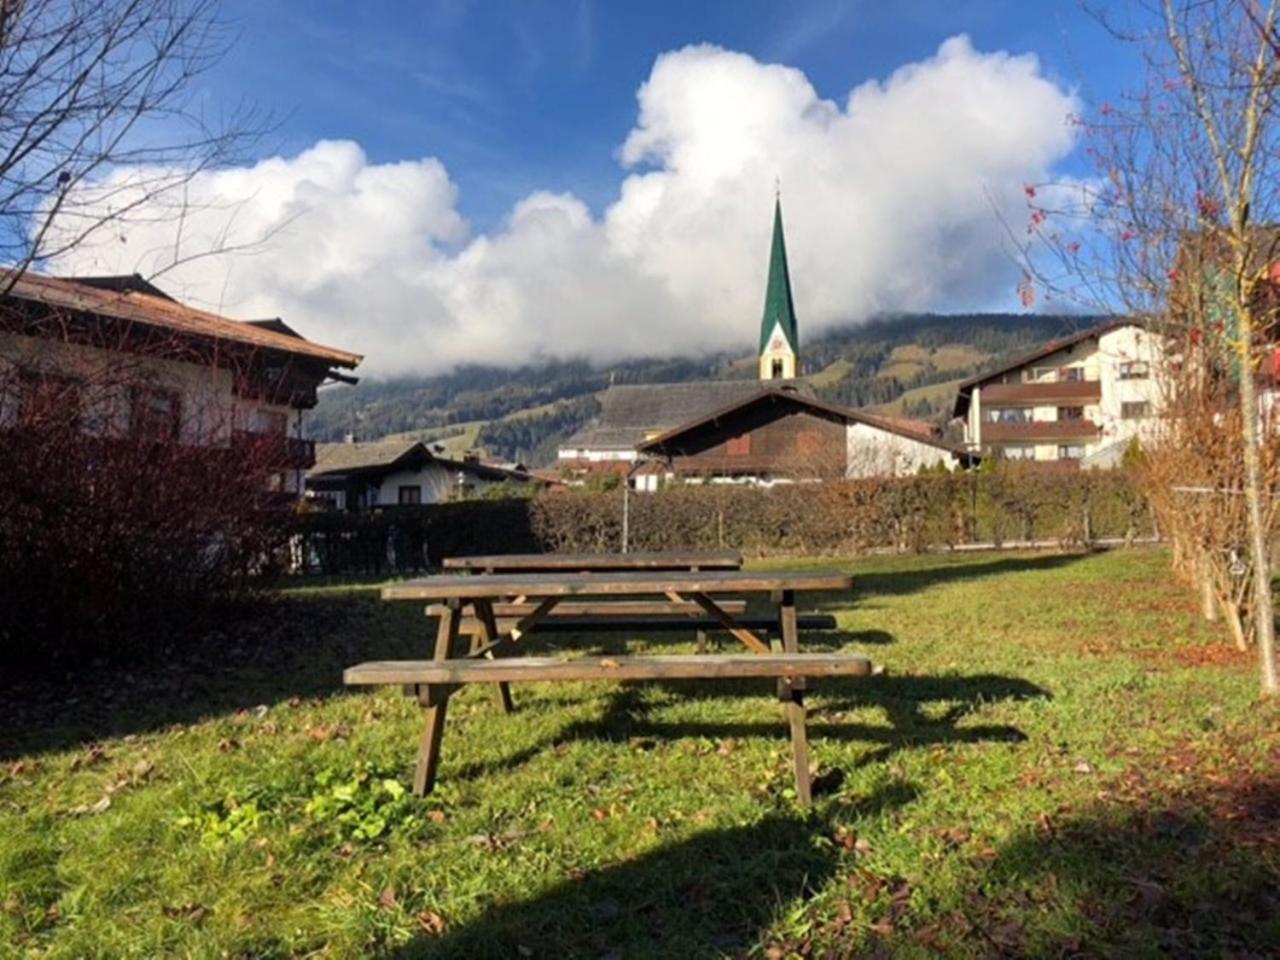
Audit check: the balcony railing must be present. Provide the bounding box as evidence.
[982,419,1101,443]
[981,380,1101,405]
[232,430,316,469]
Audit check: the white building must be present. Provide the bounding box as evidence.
[0,272,362,493]
[306,440,544,510]
[952,320,1164,467]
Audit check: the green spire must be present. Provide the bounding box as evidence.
[758,196,799,354]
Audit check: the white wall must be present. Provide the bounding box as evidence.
[846,422,955,478]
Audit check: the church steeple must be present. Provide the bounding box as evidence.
[758,194,799,380]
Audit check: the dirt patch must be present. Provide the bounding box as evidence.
[1169,643,1255,668]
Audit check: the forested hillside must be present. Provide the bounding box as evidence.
[309,312,1105,465]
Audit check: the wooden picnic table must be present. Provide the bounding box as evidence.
[441,549,743,574]
[352,568,863,805]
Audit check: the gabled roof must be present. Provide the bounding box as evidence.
[311,441,427,476]
[562,379,806,452]
[637,386,973,457]
[759,197,799,354]
[952,319,1135,418]
[1,271,362,368]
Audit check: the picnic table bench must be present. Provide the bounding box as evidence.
[347,568,868,805]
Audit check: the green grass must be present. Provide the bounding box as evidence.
[2,549,1277,958]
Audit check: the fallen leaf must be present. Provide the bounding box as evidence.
[131,759,155,782]
[378,886,398,911]
[1073,760,1095,774]
[217,738,239,753]
[8,761,28,776]
[253,705,269,719]
[591,807,608,821]
[307,726,331,743]
[427,810,447,824]
[417,910,446,935]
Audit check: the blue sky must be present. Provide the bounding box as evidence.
[57,2,1149,374]
[209,0,1137,232]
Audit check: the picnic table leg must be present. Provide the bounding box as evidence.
[777,589,812,806]
[413,599,461,797]
[473,599,516,715]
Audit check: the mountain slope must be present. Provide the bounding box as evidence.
[309,312,1107,465]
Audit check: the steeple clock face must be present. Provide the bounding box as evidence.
[770,334,785,352]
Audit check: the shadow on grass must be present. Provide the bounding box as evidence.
[498,672,1048,784]
[386,792,912,960]
[967,775,1280,956]
[0,593,429,761]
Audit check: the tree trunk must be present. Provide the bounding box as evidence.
[1235,341,1278,694]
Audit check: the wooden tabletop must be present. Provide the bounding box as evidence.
[381,569,853,601]
[441,550,743,572]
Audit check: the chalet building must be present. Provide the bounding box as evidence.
[952,320,1165,467]
[558,380,794,467]
[306,440,543,511]
[636,387,976,488]
[0,272,361,493]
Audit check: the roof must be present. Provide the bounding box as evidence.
[1,271,362,369]
[311,440,549,486]
[952,319,1135,419]
[759,197,799,354]
[562,379,804,452]
[637,386,973,457]
[311,440,426,476]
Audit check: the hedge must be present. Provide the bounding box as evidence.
[292,468,1154,575]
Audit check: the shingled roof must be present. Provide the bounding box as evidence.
[562,380,812,452]
[1,271,362,369]
[311,441,426,476]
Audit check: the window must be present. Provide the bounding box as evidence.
[1000,446,1035,461]
[1058,406,1085,421]
[1121,401,1150,419]
[726,434,750,456]
[398,485,422,505]
[1119,361,1150,380]
[253,409,288,434]
[1059,366,1085,382]
[1058,444,1085,460]
[129,387,180,440]
[987,407,1031,423]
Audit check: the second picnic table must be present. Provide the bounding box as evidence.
[441,549,743,574]
[349,567,866,804]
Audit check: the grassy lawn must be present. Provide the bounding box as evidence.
[2,548,1277,958]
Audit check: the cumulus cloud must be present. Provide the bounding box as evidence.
[46,35,1079,376]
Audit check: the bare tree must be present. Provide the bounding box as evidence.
[1018,0,1280,695]
[0,0,263,286]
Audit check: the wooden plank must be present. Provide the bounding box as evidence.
[473,599,515,715]
[424,600,749,618]
[778,588,811,806]
[382,569,854,601]
[442,550,743,573]
[449,613,836,635]
[464,596,562,661]
[413,601,460,797]
[344,653,874,685]
[687,592,771,654]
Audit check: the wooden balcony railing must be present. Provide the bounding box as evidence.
[232,430,316,469]
[982,419,1101,443]
[981,380,1101,405]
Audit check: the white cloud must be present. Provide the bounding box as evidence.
[46,35,1079,376]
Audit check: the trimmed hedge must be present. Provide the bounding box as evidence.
[293,468,1153,575]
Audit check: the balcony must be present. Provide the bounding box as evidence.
[981,380,1101,405]
[982,419,1101,443]
[232,430,316,469]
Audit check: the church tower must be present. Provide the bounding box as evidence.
[758,195,799,381]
